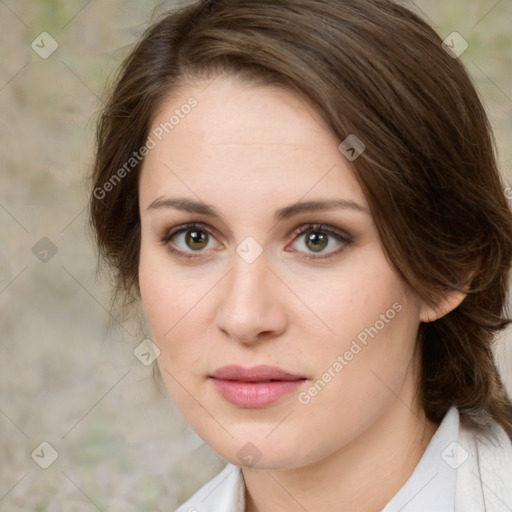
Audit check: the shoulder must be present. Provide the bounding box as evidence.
[175,463,244,512]
[456,412,512,511]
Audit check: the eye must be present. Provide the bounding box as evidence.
[159,222,353,260]
[160,222,222,257]
[287,223,353,259]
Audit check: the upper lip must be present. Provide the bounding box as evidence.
[210,365,306,382]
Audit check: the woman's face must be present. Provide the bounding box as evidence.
[138,75,427,470]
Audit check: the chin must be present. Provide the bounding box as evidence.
[204,432,311,470]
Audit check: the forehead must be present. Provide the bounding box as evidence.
[139,76,367,210]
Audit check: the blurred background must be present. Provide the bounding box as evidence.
[1,0,511,510]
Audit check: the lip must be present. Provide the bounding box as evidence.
[209,365,307,408]
[210,365,305,382]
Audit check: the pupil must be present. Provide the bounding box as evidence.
[306,231,327,252]
[186,230,207,250]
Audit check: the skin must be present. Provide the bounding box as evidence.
[137,75,465,511]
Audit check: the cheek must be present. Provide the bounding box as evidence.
[296,256,420,403]
[293,253,411,347]
[138,256,204,406]
[292,296,420,458]
[138,250,170,338]
[138,246,218,376]
[139,245,203,337]
[341,271,419,381]
[138,249,187,370]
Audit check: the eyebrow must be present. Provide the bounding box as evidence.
[146,196,369,221]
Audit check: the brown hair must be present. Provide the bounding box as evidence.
[89,0,512,436]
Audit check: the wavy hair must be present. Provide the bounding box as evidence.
[89,0,512,436]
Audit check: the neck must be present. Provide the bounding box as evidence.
[242,380,438,512]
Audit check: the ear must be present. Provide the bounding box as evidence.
[419,274,473,323]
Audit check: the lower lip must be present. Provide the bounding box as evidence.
[211,378,305,408]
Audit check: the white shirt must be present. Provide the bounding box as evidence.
[382,406,458,511]
[175,407,512,512]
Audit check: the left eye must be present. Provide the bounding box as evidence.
[288,224,352,258]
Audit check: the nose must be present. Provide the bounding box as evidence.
[214,250,288,344]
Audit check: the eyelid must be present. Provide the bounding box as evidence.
[159,222,223,259]
[285,222,353,259]
[160,222,221,243]
[288,222,352,242]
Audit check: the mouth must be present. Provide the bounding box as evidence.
[209,365,307,408]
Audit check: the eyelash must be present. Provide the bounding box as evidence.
[159,222,353,260]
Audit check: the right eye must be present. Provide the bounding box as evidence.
[160,222,223,258]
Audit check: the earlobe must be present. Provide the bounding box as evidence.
[419,279,472,323]
[419,292,463,323]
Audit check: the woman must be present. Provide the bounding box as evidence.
[89,0,512,510]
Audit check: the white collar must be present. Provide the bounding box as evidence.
[175,462,244,511]
[381,406,459,511]
[176,406,511,512]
